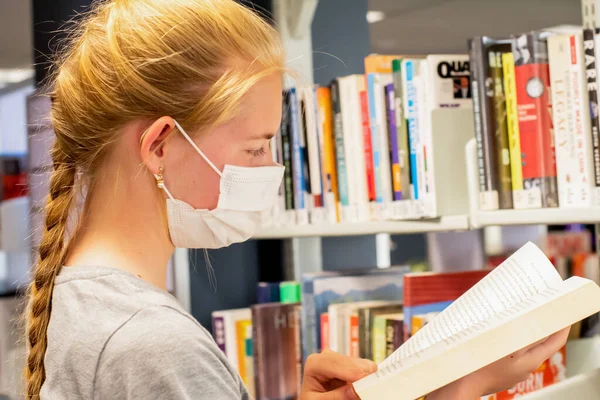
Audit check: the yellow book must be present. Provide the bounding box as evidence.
[235,319,251,385]
[317,87,340,222]
[502,52,523,191]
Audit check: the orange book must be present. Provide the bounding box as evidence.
[235,319,252,385]
[364,54,402,74]
[316,87,340,222]
[488,347,567,399]
[320,313,329,351]
[350,314,360,357]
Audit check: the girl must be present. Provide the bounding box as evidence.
[25,0,569,399]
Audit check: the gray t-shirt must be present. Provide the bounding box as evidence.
[41,265,249,400]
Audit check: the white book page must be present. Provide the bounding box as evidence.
[380,242,563,368]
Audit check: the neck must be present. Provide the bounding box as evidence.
[66,174,173,290]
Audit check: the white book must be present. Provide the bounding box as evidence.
[417,60,436,217]
[425,54,472,109]
[299,87,322,210]
[549,32,595,207]
[352,242,600,400]
[339,75,370,221]
[211,308,251,372]
[372,73,394,205]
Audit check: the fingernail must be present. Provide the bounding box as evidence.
[358,358,377,375]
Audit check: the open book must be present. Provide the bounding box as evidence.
[352,242,600,400]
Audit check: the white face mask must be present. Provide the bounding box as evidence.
[155,120,284,249]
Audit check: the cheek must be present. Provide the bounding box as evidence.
[168,151,221,210]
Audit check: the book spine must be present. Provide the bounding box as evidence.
[349,314,359,358]
[301,280,316,360]
[572,33,596,206]
[313,87,325,209]
[317,87,339,222]
[372,316,387,364]
[392,319,404,351]
[513,33,558,208]
[417,60,436,214]
[502,53,524,199]
[289,88,305,210]
[320,312,329,351]
[303,88,322,209]
[385,318,395,358]
[469,38,500,210]
[489,49,513,209]
[281,92,294,210]
[358,309,369,359]
[375,75,394,204]
[212,315,227,354]
[367,73,384,203]
[360,90,377,202]
[585,29,600,201]
[405,60,421,200]
[393,59,412,200]
[331,80,349,209]
[386,83,402,200]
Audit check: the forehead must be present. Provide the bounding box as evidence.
[234,73,283,126]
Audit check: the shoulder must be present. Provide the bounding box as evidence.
[93,306,247,400]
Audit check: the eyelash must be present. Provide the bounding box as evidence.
[248,147,267,157]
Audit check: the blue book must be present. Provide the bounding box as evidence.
[366,73,383,203]
[289,88,305,209]
[257,282,280,304]
[300,266,410,360]
[404,60,420,200]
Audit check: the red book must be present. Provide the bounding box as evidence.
[320,312,329,351]
[360,90,376,201]
[512,32,559,207]
[403,270,490,341]
[349,314,359,357]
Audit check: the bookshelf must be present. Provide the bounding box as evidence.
[255,215,469,239]
[520,369,600,399]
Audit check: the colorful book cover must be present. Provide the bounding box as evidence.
[281,92,294,210]
[403,270,490,341]
[483,348,567,399]
[360,90,376,201]
[300,266,410,360]
[236,319,252,387]
[385,83,402,200]
[489,47,513,209]
[469,37,512,210]
[331,80,349,209]
[372,314,388,363]
[350,313,360,357]
[392,59,412,200]
[300,88,323,209]
[512,31,558,208]
[288,88,305,210]
[501,52,524,196]
[584,29,600,195]
[425,54,472,108]
[320,312,329,351]
[403,59,421,199]
[211,308,251,370]
[358,303,402,361]
[252,303,302,400]
[316,86,339,221]
[385,314,404,357]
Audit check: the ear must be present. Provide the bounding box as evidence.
[140,116,177,175]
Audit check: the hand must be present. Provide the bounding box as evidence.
[427,327,571,400]
[300,349,378,400]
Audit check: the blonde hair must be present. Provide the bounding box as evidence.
[25,0,284,397]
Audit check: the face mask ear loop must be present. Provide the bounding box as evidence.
[172,119,222,177]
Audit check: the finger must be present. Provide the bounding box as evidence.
[305,350,378,383]
[526,327,570,363]
[316,384,360,400]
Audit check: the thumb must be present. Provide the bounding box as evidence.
[318,384,360,400]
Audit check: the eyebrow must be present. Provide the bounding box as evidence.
[250,132,276,140]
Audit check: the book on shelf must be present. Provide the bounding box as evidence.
[351,242,600,400]
[210,308,251,371]
[300,266,410,360]
[268,52,474,229]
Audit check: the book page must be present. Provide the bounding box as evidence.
[380,242,562,368]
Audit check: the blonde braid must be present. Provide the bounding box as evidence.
[25,142,76,399]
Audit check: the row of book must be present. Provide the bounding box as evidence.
[471,19,600,210]
[211,281,302,400]
[212,230,598,399]
[268,52,472,227]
